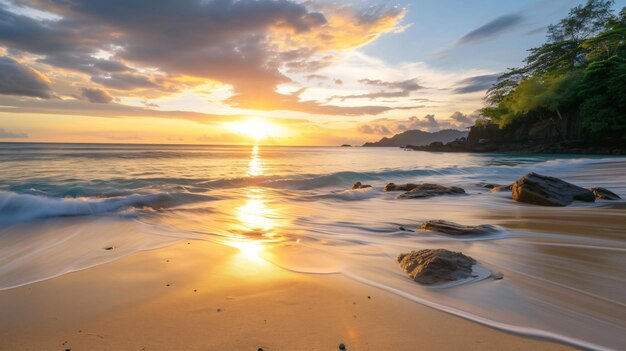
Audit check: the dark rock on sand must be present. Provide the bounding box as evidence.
[384,183,418,191]
[397,184,465,199]
[511,172,595,206]
[351,181,372,190]
[491,272,504,280]
[339,343,346,350]
[590,187,621,200]
[420,220,495,236]
[397,249,476,285]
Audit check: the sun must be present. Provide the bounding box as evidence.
[228,119,280,142]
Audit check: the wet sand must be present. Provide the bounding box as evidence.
[0,240,571,350]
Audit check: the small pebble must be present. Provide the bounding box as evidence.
[258,348,264,351]
[217,308,221,312]
[492,272,504,280]
[367,296,371,299]
[166,284,170,287]
[104,246,113,250]
[339,343,346,350]
[193,289,197,293]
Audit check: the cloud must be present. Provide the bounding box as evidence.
[453,74,499,94]
[0,56,52,98]
[357,112,478,135]
[329,78,424,101]
[81,87,114,103]
[0,127,28,138]
[456,13,524,46]
[3,0,405,115]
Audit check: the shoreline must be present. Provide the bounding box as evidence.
[0,240,572,351]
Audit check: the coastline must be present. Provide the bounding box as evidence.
[0,240,571,351]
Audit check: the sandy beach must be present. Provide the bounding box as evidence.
[0,240,571,350]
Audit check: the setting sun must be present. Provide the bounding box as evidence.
[227,119,281,142]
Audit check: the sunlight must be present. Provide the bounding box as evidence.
[228,240,265,261]
[228,118,280,142]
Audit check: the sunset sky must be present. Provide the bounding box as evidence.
[0,0,613,145]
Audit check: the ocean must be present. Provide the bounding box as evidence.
[1,143,625,350]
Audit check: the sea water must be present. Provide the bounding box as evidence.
[1,143,625,350]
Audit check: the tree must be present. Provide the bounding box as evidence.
[579,55,626,143]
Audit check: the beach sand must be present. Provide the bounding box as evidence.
[0,240,572,350]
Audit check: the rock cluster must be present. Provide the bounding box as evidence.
[396,184,466,199]
[384,183,418,192]
[351,182,372,190]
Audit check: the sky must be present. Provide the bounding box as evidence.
[0,0,622,145]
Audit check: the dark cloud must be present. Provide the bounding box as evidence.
[0,56,52,98]
[81,87,114,103]
[453,74,499,94]
[456,13,524,46]
[525,26,547,36]
[0,127,28,138]
[91,72,157,90]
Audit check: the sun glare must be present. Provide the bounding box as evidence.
[228,119,280,142]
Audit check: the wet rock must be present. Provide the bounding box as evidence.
[397,249,476,285]
[491,184,513,192]
[339,343,346,350]
[397,184,466,199]
[351,181,372,190]
[398,226,414,232]
[384,183,418,192]
[491,272,504,280]
[477,182,499,189]
[420,220,495,236]
[511,173,595,206]
[103,246,113,250]
[590,187,621,200]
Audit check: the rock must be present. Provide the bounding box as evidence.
[351,181,372,190]
[398,226,414,232]
[397,184,466,199]
[511,173,595,206]
[341,144,351,147]
[339,343,346,350]
[491,184,513,192]
[478,183,499,189]
[384,183,418,191]
[397,249,476,285]
[491,272,504,280]
[420,220,495,236]
[103,246,113,250]
[590,187,621,200]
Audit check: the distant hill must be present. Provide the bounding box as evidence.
[362,129,468,147]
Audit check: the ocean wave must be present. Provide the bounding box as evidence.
[0,191,213,227]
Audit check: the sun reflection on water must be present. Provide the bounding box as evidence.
[248,145,262,176]
[225,145,285,261]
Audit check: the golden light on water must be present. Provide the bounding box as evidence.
[225,146,284,260]
[248,145,263,176]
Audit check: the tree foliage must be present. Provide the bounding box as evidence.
[480,0,626,145]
